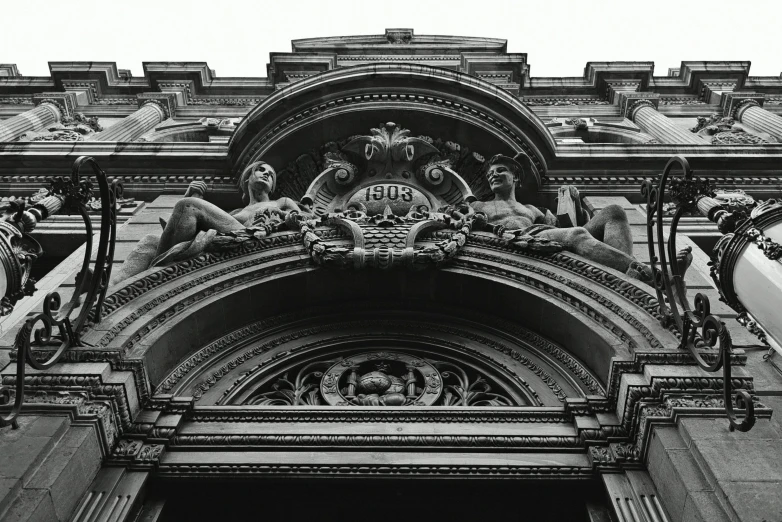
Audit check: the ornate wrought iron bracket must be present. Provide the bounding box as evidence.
[0,156,120,428]
[641,155,755,432]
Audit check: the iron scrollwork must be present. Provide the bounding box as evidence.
[641,155,755,432]
[0,156,120,428]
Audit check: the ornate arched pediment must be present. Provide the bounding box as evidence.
[64,231,680,411]
[228,64,555,202]
[154,309,608,408]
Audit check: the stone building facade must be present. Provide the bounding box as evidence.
[0,28,781,521]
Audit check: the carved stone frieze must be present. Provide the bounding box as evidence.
[171,433,582,449]
[1,373,133,430]
[690,113,775,144]
[18,112,101,142]
[156,462,594,479]
[523,97,609,106]
[1,390,118,450]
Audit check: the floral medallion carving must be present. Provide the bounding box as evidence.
[243,350,518,407]
[320,352,442,406]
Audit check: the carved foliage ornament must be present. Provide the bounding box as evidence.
[244,351,517,407]
[18,113,102,142]
[690,113,774,145]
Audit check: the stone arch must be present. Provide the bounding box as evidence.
[75,232,678,406]
[228,64,556,195]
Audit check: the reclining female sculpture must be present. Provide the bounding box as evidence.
[111,161,306,285]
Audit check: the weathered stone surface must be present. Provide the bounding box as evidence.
[681,491,732,522]
[681,418,782,445]
[26,426,101,520]
[719,481,782,522]
[691,439,782,483]
[2,488,57,522]
[648,427,713,522]
[0,416,67,481]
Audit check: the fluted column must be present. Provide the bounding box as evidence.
[0,92,76,142]
[87,93,176,142]
[622,94,708,144]
[723,93,782,141]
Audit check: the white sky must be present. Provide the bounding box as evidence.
[3,0,782,79]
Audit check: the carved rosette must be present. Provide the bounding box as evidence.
[241,349,520,407]
[320,352,442,406]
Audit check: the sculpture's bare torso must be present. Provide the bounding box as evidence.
[230,198,300,227]
[471,199,548,230]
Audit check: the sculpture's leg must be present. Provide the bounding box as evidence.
[156,198,244,256]
[583,204,633,256]
[536,226,650,280]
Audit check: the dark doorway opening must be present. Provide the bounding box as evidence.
[154,477,607,522]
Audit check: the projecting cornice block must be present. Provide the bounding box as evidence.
[652,62,750,99]
[0,64,20,77]
[585,62,655,99]
[266,53,337,88]
[459,52,528,92]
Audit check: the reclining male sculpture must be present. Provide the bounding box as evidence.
[470,154,655,283]
[110,161,305,285]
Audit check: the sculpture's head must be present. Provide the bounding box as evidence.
[485,152,538,197]
[486,154,524,195]
[240,161,276,203]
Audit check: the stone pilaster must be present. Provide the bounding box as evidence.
[722,92,782,140]
[620,93,708,144]
[0,92,76,142]
[87,93,176,142]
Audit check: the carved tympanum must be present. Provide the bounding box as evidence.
[244,351,517,407]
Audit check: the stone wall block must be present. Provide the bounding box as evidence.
[0,416,68,483]
[647,426,714,522]
[2,489,57,522]
[25,426,102,521]
[681,491,732,522]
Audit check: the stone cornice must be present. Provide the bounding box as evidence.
[0,57,775,114]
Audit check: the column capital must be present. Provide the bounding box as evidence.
[618,92,660,120]
[136,92,177,120]
[604,79,643,104]
[32,92,77,118]
[721,91,764,118]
